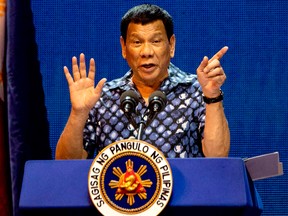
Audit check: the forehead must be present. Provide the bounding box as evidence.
[126,20,166,37]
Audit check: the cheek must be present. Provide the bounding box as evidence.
[126,50,139,62]
[124,52,139,69]
[159,49,173,63]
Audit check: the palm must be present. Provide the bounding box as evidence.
[69,77,98,111]
[64,53,106,113]
[197,72,221,91]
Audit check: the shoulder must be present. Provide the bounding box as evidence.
[102,70,133,94]
[168,63,201,90]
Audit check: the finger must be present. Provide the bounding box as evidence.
[212,73,226,86]
[79,53,87,78]
[204,59,221,73]
[94,78,107,96]
[197,56,209,73]
[204,66,223,78]
[72,56,80,81]
[63,66,74,86]
[209,46,229,63]
[88,58,95,80]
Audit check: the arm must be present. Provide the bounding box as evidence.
[196,46,230,157]
[56,110,90,159]
[55,53,106,159]
[202,99,230,157]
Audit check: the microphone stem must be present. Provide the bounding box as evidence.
[137,118,146,140]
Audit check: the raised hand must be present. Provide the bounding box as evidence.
[196,46,228,97]
[64,53,106,114]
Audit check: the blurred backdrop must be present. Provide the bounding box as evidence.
[29,0,288,215]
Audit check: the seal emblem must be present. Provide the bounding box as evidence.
[88,139,173,216]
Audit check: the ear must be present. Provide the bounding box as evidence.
[169,34,176,58]
[120,36,126,59]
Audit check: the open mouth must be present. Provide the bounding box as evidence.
[141,64,156,70]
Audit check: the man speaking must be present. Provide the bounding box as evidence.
[55,4,230,160]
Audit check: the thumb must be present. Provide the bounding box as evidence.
[94,78,107,95]
[197,56,209,73]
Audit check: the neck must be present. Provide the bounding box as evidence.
[132,78,160,104]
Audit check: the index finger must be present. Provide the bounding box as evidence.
[209,46,229,63]
[87,58,96,80]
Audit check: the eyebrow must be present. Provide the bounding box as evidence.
[129,32,165,38]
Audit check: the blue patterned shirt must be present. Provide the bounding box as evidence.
[83,63,206,158]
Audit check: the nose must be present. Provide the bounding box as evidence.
[140,42,154,58]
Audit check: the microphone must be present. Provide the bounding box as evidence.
[146,91,167,126]
[120,90,139,129]
[148,90,167,113]
[137,91,167,140]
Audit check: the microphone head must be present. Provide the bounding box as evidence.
[148,91,167,112]
[120,90,139,113]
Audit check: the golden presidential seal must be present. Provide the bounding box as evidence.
[88,139,173,216]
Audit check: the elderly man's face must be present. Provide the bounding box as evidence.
[120,20,175,88]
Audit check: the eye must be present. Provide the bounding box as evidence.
[133,40,141,45]
[153,40,160,44]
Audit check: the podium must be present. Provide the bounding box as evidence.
[19,158,263,216]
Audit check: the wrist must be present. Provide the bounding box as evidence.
[203,90,224,104]
[70,108,90,123]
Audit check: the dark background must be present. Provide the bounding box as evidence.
[30,1,288,215]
